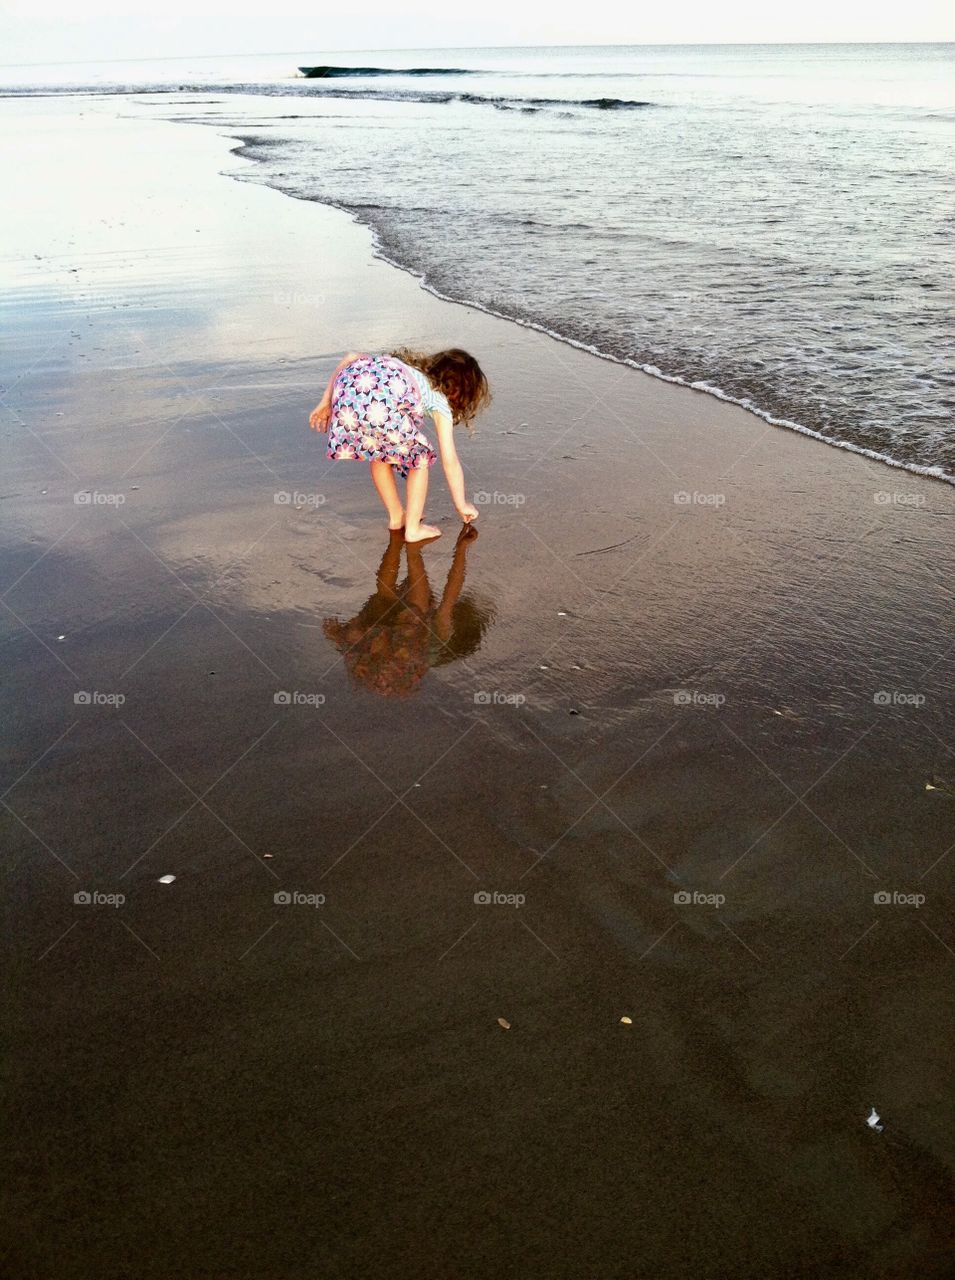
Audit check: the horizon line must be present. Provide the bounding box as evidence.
[2,38,954,70]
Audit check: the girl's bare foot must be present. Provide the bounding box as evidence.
[405,523,442,542]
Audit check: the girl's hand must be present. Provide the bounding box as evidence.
[309,401,331,432]
[457,502,479,524]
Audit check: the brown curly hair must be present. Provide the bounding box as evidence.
[390,347,491,428]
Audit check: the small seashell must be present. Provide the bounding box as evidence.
[497,1017,511,1030]
[620,1016,633,1025]
[157,874,176,884]
[263,854,274,860]
[925,783,936,791]
[866,1107,883,1132]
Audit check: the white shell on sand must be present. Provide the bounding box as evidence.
[157,874,176,884]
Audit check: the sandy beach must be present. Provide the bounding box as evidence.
[3,96,955,1278]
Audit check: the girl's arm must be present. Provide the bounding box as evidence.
[309,352,360,431]
[434,413,478,522]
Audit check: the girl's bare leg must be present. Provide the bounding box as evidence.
[404,465,441,541]
[370,460,405,530]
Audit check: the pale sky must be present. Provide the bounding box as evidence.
[1,0,953,65]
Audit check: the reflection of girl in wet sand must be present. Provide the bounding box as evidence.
[323,527,493,698]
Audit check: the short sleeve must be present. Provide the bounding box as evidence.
[428,388,453,422]
[406,364,453,424]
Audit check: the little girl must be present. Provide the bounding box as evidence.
[309,347,490,541]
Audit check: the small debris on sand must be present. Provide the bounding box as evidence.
[157,874,176,884]
[497,1017,511,1031]
[620,1016,633,1025]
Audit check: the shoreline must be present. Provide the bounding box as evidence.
[4,98,955,1279]
[212,110,954,490]
[366,233,955,489]
[4,86,953,486]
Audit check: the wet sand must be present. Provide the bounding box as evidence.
[2,97,955,1278]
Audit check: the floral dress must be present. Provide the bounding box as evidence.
[326,354,441,478]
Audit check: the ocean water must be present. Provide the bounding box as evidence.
[4,44,954,480]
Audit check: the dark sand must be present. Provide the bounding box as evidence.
[2,98,955,1278]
